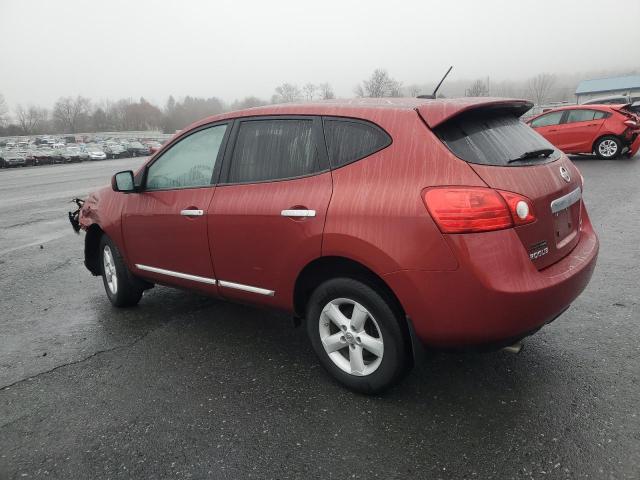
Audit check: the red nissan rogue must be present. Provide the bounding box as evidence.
[73,98,599,393]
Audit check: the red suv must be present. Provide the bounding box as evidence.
[526,104,640,159]
[74,98,599,393]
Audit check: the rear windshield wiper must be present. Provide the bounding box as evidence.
[508,148,555,164]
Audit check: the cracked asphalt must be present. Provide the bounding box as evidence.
[0,154,638,479]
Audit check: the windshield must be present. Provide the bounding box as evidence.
[434,112,561,166]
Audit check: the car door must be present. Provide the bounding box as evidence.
[209,116,332,309]
[558,109,607,152]
[122,123,230,295]
[529,111,566,149]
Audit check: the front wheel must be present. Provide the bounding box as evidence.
[306,278,411,394]
[595,136,621,159]
[99,235,143,307]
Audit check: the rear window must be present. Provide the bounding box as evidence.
[228,119,320,183]
[565,109,608,123]
[435,112,560,166]
[529,111,563,127]
[323,118,391,168]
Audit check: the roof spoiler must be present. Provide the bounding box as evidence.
[610,102,633,111]
[416,98,534,129]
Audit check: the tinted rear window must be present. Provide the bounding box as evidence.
[566,109,599,123]
[435,112,560,166]
[228,119,320,183]
[323,118,391,168]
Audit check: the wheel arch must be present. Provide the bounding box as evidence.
[84,223,105,276]
[592,133,622,154]
[293,256,418,364]
[293,256,402,317]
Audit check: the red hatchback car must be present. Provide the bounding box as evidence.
[74,98,599,393]
[527,104,640,159]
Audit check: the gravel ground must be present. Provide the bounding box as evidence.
[0,154,638,479]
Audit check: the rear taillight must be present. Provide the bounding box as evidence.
[423,187,535,233]
[498,190,536,226]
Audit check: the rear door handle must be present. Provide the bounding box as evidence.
[281,209,316,218]
[180,209,204,217]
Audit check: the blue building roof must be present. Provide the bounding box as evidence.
[575,75,640,95]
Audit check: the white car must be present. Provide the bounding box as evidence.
[87,149,107,161]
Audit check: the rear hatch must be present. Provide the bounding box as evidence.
[418,101,583,270]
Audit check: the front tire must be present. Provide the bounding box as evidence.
[595,136,621,159]
[306,278,410,394]
[99,235,143,307]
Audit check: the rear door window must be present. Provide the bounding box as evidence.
[435,112,560,167]
[529,111,564,127]
[227,119,320,183]
[565,109,596,123]
[323,118,391,168]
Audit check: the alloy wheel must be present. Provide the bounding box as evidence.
[103,245,118,294]
[319,298,384,376]
[599,139,618,158]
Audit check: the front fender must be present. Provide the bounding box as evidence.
[79,186,128,268]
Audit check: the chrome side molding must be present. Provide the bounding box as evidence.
[135,264,275,296]
[550,187,582,214]
[218,280,275,296]
[135,264,216,284]
[281,209,316,218]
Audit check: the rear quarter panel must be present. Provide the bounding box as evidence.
[602,113,629,137]
[322,110,485,275]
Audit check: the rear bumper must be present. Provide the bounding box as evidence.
[385,208,599,347]
[627,133,640,157]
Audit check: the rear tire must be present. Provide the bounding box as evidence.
[306,278,410,394]
[99,235,143,307]
[595,136,621,159]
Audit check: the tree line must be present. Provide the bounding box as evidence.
[0,67,616,136]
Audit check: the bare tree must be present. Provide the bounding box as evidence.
[0,94,8,127]
[318,82,335,100]
[408,85,422,97]
[492,80,521,98]
[355,69,402,98]
[272,83,301,103]
[161,96,226,133]
[302,83,316,101]
[53,96,91,133]
[15,104,47,134]
[231,96,269,110]
[466,79,489,97]
[527,73,556,105]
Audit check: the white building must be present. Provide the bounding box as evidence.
[575,75,640,103]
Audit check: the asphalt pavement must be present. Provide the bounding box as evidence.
[0,155,638,479]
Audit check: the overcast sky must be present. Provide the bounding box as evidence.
[1,0,639,108]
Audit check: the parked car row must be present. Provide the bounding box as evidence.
[0,137,167,168]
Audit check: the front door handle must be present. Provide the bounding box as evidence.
[281,209,316,218]
[180,209,204,217]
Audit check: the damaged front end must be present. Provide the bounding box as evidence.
[68,197,85,233]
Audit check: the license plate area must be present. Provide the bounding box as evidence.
[551,187,582,249]
[554,208,575,247]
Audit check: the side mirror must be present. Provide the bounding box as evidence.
[112,170,136,193]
